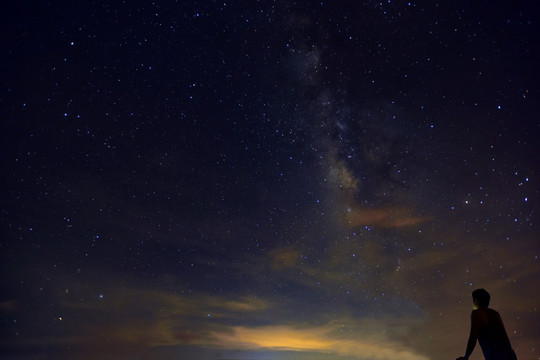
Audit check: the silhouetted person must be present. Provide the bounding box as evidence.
[457,288,517,360]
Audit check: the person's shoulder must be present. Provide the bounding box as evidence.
[471,307,490,317]
[486,308,502,319]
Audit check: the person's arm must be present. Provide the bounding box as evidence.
[457,311,479,360]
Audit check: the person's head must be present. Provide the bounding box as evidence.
[472,288,490,308]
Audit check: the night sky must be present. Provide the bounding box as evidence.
[2,1,539,360]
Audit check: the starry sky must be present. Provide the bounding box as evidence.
[1,1,539,360]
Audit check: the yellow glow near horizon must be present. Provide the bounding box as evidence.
[210,325,430,360]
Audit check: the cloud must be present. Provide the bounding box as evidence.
[0,299,16,312]
[63,286,269,313]
[33,279,431,360]
[342,206,429,228]
[320,146,427,230]
[270,247,301,270]
[210,324,430,360]
[42,286,275,348]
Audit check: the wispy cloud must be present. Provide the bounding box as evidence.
[342,206,429,228]
[269,247,301,270]
[19,280,430,360]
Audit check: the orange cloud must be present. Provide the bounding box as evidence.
[210,325,430,360]
[343,206,429,228]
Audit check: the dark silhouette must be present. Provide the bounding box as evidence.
[457,289,517,360]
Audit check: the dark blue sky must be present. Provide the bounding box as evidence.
[2,1,539,359]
